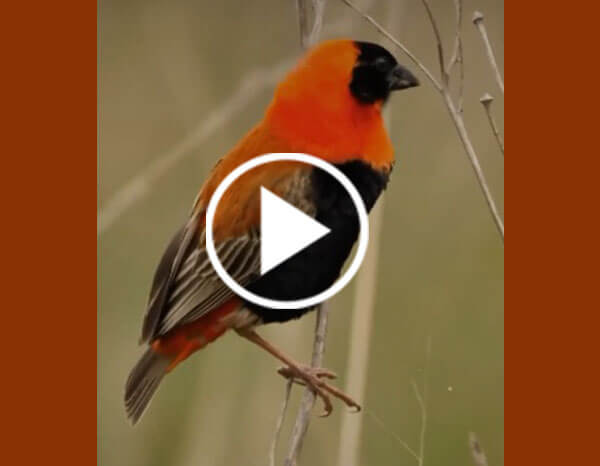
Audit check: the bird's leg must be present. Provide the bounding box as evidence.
[236,328,361,416]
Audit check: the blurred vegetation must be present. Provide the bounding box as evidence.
[98,1,504,465]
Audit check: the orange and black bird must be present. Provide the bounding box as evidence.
[125,39,418,424]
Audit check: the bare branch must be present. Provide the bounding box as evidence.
[443,92,504,238]
[480,94,504,156]
[268,379,293,466]
[296,0,327,49]
[295,0,310,48]
[468,432,489,466]
[457,39,465,113]
[340,0,442,91]
[284,303,330,466]
[447,0,465,113]
[447,0,463,72]
[473,11,504,94]
[420,0,446,80]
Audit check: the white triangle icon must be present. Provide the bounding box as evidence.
[260,187,331,275]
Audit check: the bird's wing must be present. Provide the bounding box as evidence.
[140,163,314,343]
[140,211,260,342]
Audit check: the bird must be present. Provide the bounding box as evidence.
[124,38,419,424]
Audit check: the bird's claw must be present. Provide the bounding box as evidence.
[276,364,360,417]
[347,402,362,413]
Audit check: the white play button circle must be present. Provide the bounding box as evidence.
[260,187,331,275]
[205,153,370,310]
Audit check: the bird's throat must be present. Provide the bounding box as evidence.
[264,88,394,169]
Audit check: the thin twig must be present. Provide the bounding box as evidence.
[473,11,504,94]
[447,0,463,72]
[361,337,433,464]
[412,336,431,466]
[457,38,465,114]
[443,92,504,238]
[420,0,445,81]
[296,0,309,48]
[342,0,504,240]
[284,303,330,466]
[296,0,327,49]
[419,2,503,238]
[468,432,489,466]
[480,94,504,156]
[268,379,293,466]
[363,408,420,462]
[340,0,442,91]
[447,0,464,113]
[410,380,426,466]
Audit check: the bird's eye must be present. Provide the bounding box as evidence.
[374,57,391,72]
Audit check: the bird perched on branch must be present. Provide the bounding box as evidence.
[125,39,418,424]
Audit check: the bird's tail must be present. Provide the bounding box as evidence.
[124,348,170,425]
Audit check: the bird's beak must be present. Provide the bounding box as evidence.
[388,64,419,91]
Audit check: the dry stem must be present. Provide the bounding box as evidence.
[296,0,326,48]
[412,336,431,466]
[421,0,445,82]
[447,0,465,112]
[468,432,489,466]
[284,304,330,466]
[361,337,431,465]
[364,408,420,461]
[480,94,504,156]
[473,11,504,94]
[268,379,293,466]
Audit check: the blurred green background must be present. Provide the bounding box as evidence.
[98,1,504,465]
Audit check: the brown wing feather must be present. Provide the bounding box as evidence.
[140,220,260,342]
[140,212,201,343]
[139,163,315,343]
[155,230,261,336]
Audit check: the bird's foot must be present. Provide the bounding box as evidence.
[277,365,361,417]
[278,364,337,381]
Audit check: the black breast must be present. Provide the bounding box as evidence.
[244,160,390,323]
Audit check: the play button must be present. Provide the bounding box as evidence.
[260,187,330,275]
[205,153,369,310]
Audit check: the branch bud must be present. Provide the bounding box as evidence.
[472,11,484,25]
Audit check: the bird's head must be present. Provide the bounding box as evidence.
[265,39,419,167]
[349,41,419,103]
[270,39,418,107]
